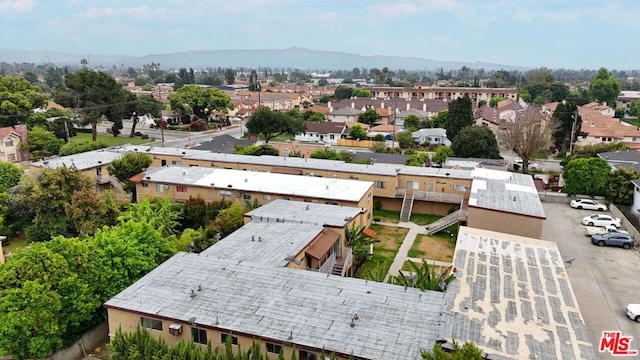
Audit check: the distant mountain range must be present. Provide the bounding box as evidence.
[0,47,526,71]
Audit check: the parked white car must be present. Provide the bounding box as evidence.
[513,158,538,170]
[570,199,608,211]
[582,214,621,228]
[584,224,629,236]
[626,304,640,322]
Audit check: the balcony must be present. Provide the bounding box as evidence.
[413,190,463,204]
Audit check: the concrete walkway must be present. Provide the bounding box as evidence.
[376,221,429,282]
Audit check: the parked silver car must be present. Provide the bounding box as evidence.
[591,233,635,249]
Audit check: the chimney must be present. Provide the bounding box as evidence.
[381,101,385,109]
[351,102,355,108]
[423,103,427,112]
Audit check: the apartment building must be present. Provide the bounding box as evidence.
[132,166,374,218]
[368,86,517,105]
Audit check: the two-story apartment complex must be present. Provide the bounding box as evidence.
[368,86,517,105]
[132,166,375,218]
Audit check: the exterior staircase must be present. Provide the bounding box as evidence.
[425,210,461,235]
[400,192,415,222]
[332,264,343,276]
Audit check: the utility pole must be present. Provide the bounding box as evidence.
[569,112,577,155]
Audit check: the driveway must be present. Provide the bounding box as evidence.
[542,202,640,359]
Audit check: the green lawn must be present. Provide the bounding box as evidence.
[70,132,151,146]
[355,224,408,281]
[373,209,400,223]
[409,213,442,226]
[623,118,640,127]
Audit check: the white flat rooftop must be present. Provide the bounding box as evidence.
[142,166,373,202]
[31,148,124,170]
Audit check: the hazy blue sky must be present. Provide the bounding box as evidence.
[0,0,636,69]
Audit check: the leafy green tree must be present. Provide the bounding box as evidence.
[23,126,64,159]
[0,161,22,192]
[245,107,305,143]
[19,166,94,242]
[358,109,380,125]
[489,97,506,107]
[45,67,63,88]
[518,90,532,103]
[168,85,233,120]
[0,75,47,127]
[53,69,130,141]
[248,69,261,91]
[0,281,64,359]
[333,85,353,99]
[309,148,343,160]
[317,78,328,86]
[606,167,638,205]
[432,146,454,166]
[303,111,325,122]
[128,94,162,138]
[352,88,371,98]
[48,116,77,141]
[235,144,280,156]
[196,201,246,252]
[349,124,368,140]
[404,115,421,131]
[107,152,153,193]
[552,102,580,154]
[445,94,473,141]
[224,68,235,85]
[119,197,181,237]
[563,157,611,196]
[65,188,120,236]
[451,125,500,159]
[395,130,414,148]
[422,340,484,360]
[589,67,620,106]
[390,260,456,292]
[406,153,429,167]
[428,110,448,129]
[179,197,229,231]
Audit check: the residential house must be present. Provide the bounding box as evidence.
[396,108,429,128]
[368,124,403,140]
[617,91,640,116]
[0,125,29,162]
[294,121,346,145]
[575,105,640,149]
[191,134,256,153]
[411,128,451,147]
[374,107,395,125]
[327,107,362,123]
[582,102,615,117]
[474,99,523,132]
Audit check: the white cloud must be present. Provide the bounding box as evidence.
[0,0,35,14]
[75,6,169,21]
[368,0,461,18]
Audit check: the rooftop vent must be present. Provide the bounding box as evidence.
[188,317,196,325]
[146,176,151,180]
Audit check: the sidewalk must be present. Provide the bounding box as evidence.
[377,221,429,282]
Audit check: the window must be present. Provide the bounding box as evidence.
[156,184,167,193]
[220,190,232,198]
[453,185,468,191]
[242,194,251,201]
[171,160,181,165]
[299,350,318,360]
[427,182,435,192]
[266,342,282,354]
[7,153,15,162]
[140,317,162,331]
[4,140,13,147]
[374,180,386,189]
[221,333,238,345]
[141,182,149,188]
[407,181,419,189]
[262,194,271,200]
[329,134,335,140]
[177,186,187,193]
[191,327,207,345]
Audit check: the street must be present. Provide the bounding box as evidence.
[542,202,640,359]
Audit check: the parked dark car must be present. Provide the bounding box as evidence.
[134,131,143,137]
[591,233,635,249]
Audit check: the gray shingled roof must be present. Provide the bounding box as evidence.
[105,252,445,360]
[598,150,640,172]
[469,168,546,219]
[329,107,362,116]
[245,199,362,227]
[439,227,596,360]
[201,222,325,267]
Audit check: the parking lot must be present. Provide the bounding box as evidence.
[542,202,640,359]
